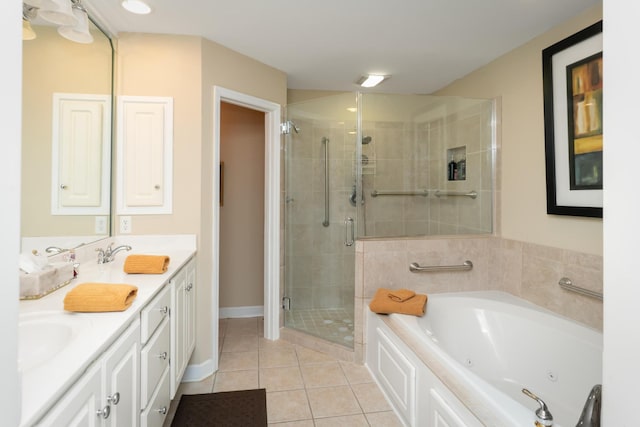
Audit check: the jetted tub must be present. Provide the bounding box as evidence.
[366,291,602,427]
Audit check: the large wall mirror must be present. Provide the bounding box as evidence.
[21,7,113,256]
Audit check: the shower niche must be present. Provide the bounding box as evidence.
[447,146,466,181]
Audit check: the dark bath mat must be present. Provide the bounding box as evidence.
[171,388,267,427]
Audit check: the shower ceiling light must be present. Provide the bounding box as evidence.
[357,75,389,88]
[121,0,152,14]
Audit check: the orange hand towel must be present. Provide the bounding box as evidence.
[123,255,170,274]
[369,287,427,316]
[387,288,415,302]
[64,283,138,312]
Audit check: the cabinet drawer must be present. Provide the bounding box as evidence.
[140,285,170,345]
[140,366,170,427]
[141,317,170,406]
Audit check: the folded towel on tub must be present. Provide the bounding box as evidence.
[387,288,416,302]
[369,287,427,316]
[64,283,138,312]
[123,255,170,274]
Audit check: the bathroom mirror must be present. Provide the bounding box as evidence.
[21,15,113,256]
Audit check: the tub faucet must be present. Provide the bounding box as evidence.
[576,384,601,427]
[97,243,132,264]
[522,388,553,426]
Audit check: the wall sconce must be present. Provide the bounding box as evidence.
[21,0,93,44]
[22,4,37,40]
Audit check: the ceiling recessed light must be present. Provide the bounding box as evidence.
[357,74,389,88]
[121,0,152,15]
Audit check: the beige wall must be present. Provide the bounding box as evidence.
[219,102,265,308]
[437,5,603,255]
[116,33,287,365]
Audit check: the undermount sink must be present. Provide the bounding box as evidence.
[18,312,88,372]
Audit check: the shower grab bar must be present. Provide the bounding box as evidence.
[409,260,473,272]
[322,137,330,227]
[434,190,478,199]
[558,277,603,300]
[371,189,429,197]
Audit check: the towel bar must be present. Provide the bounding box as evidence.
[409,260,473,272]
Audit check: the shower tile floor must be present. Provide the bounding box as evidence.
[162,317,403,426]
[285,308,355,347]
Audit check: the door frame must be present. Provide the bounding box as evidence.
[211,87,281,370]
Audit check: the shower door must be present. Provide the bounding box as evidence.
[283,93,360,347]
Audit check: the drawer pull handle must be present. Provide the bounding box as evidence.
[157,351,168,360]
[107,392,120,405]
[186,283,193,291]
[158,306,169,315]
[96,405,110,419]
[156,406,167,415]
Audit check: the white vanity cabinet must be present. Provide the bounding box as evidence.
[139,285,171,427]
[170,256,196,398]
[37,319,140,427]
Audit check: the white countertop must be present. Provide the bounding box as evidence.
[19,235,196,427]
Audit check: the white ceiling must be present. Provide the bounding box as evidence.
[84,0,600,94]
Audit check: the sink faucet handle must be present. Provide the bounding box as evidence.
[522,388,553,426]
[95,248,105,264]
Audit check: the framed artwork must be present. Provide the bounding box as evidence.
[543,21,603,218]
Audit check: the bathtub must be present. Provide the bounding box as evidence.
[365,291,602,427]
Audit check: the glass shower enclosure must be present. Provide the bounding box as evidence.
[284,93,360,347]
[284,92,495,348]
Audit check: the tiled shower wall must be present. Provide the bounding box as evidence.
[353,235,603,362]
[360,99,494,238]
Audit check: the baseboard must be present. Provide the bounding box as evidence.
[182,358,215,383]
[219,305,264,318]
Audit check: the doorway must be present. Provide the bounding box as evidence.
[219,102,266,317]
[211,87,281,372]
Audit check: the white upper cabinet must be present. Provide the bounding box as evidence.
[117,96,173,215]
[51,93,111,215]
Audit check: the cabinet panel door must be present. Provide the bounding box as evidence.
[37,362,102,427]
[170,269,186,399]
[103,320,140,427]
[117,96,173,214]
[51,93,111,215]
[185,259,197,356]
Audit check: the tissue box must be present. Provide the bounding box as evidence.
[20,262,75,300]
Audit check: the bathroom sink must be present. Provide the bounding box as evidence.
[18,312,88,372]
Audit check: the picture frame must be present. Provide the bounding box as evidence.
[543,21,603,218]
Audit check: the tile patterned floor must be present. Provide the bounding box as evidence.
[163,317,403,426]
[284,308,355,347]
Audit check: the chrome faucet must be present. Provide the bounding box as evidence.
[96,243,132,264]
[522,388,553,426]
[576,384,601,427]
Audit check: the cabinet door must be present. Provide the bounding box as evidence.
[51,93,111,215]
[103,320,140,427]
[36,362,102,427]
[185,258,197,357]
[117,96,173,214]
[170,267,186,399]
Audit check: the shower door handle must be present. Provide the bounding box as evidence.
[344,217,354,246]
